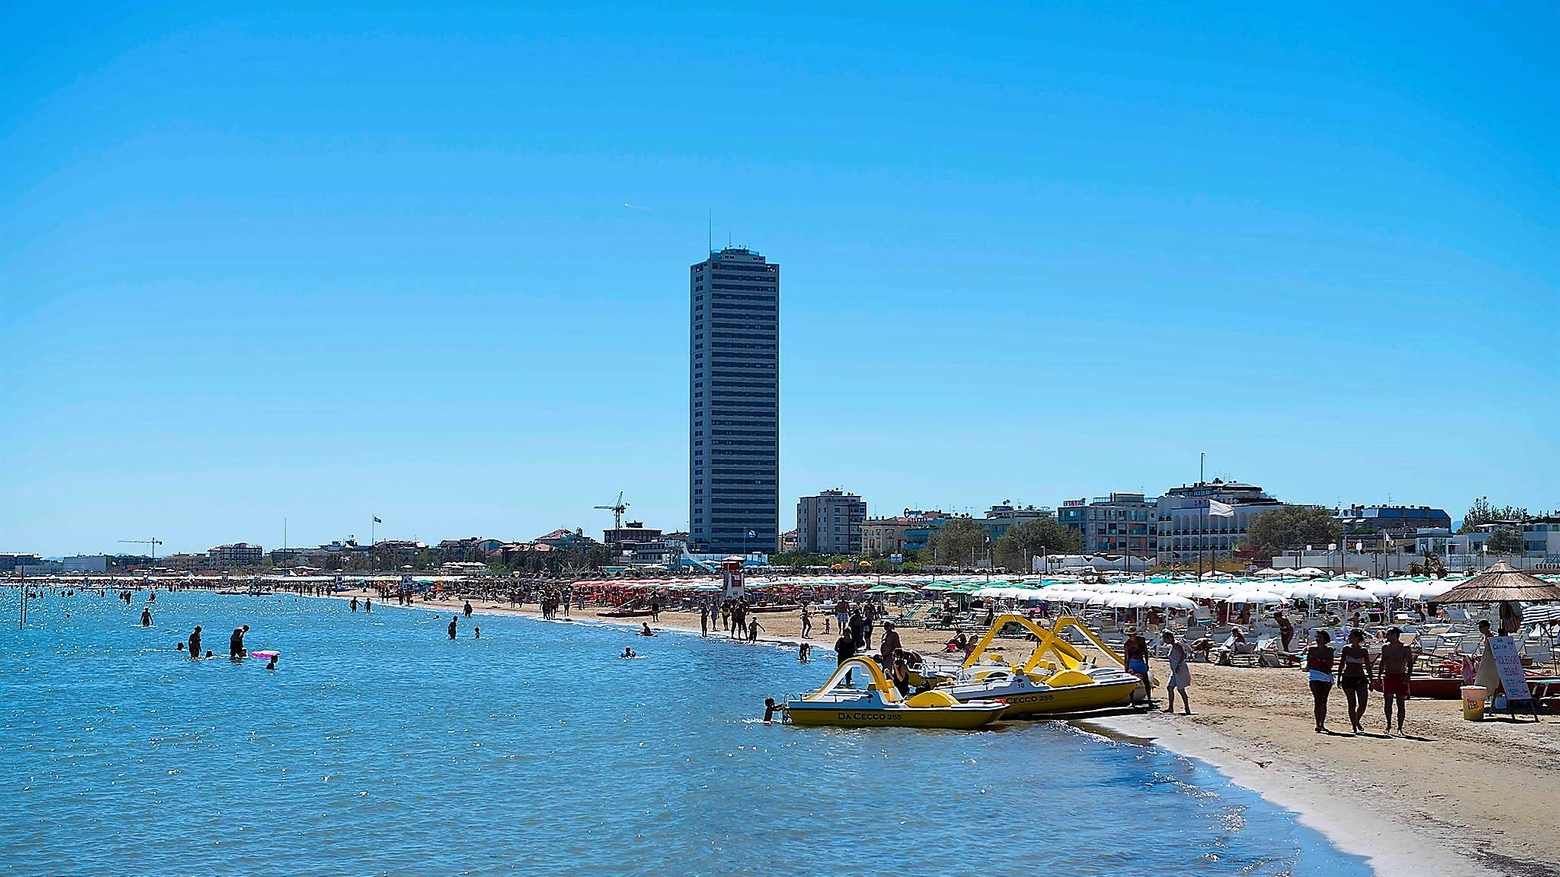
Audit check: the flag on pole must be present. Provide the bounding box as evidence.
[1207,499,1235,518]
[373,516,383,524]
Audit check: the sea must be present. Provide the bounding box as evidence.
[0,589,1371,876]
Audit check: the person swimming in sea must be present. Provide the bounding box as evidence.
[473,626,481,639]
[621,647,637,658]
[638,623,655,637]
[265,655,277,671]
[763,697,780,722]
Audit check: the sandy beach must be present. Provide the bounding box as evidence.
[343,589,1560,877]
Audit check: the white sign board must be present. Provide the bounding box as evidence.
[723,567,745,599]
[1489,636,1532,702]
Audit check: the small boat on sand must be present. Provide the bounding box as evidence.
[937,614,1144,717]
[782,657,1007,729]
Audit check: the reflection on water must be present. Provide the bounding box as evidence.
[0,590,1368,876]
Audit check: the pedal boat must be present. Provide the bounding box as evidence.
[939,614,1145,717]
[783,656,1007,729]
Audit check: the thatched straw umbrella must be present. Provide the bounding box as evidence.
[1429,561,1560,604]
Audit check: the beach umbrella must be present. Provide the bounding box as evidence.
[1427,562,1560,604]
[1228,590,1287,604]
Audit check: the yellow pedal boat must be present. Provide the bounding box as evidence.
[940,614,1146,717]
[783,656,1007,729]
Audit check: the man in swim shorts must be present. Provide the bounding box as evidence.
[1379,627,1413,734]
[1122,626,1153,706]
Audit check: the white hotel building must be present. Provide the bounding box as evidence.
[1155,480,1287,566]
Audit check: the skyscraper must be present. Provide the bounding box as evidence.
[689,247,779,554]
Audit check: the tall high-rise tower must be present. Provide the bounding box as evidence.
[689,247,779,554]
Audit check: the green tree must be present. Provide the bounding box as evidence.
[1459,497,1529,534]
[925,517,988,568]
[1486,526,1524,555]
[993,518,1083,571]
[1242,506,1344,564]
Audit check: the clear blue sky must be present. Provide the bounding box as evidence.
[3,2,1555,556]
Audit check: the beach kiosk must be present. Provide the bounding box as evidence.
[1430,562,1560,721]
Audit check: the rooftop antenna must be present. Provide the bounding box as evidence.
[707,209,712,254]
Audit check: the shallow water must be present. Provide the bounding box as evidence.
[0,590,1370,876]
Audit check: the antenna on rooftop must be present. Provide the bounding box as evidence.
[708,209,712,254]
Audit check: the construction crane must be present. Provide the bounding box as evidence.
[594,492,630,530]
[119,538,164,563]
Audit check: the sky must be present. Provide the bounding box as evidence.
[2,2,1556,557]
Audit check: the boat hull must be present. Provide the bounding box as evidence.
[949,679,1140,717]
[784,703,1003,729]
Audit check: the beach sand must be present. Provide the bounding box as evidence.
[344,590,1560,877]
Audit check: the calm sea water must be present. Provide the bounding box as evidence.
[0,590,1370,877]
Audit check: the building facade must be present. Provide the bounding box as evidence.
[1337,504,1451,551]
[862,509,951,555]
[1075,493,1158,556]
[1155,480,1286,566]
[979,503,1053,541]
[689,247,780,554]
[208,543,263,566]
[796,489,867,554]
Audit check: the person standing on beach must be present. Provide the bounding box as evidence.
[1274,611,1295,653]
[1162,631,1191,714]
[800,603,812,638]
[1336,630,1373,733]
[862,604,876,650]
[1379,627,1413,733]
[699,604,709,637]
[1122,626,1153,706]
[834,630,857,686]
[448,617,458,640]
[188,625,202,658]
[834,599,849,637]
[747,617,762,642]
[878,622,902,664]
[1305,630,1336,733]
[650,597,660,622]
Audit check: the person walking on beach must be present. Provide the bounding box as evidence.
[1305,630,1336,733]
[1122,626,1153,706]
[448,617,458,640]
[1337,630,1373,734]
[650,597,660,622]
[800,603,812,638]
[747,617,763,642]
[847,610,865,651]
[188,625,202,658]
[140,607,152,627]
[1379,627,1413,733]
[834,599,849,637]
[699,604,710,637]
[1162,630,1191,714]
